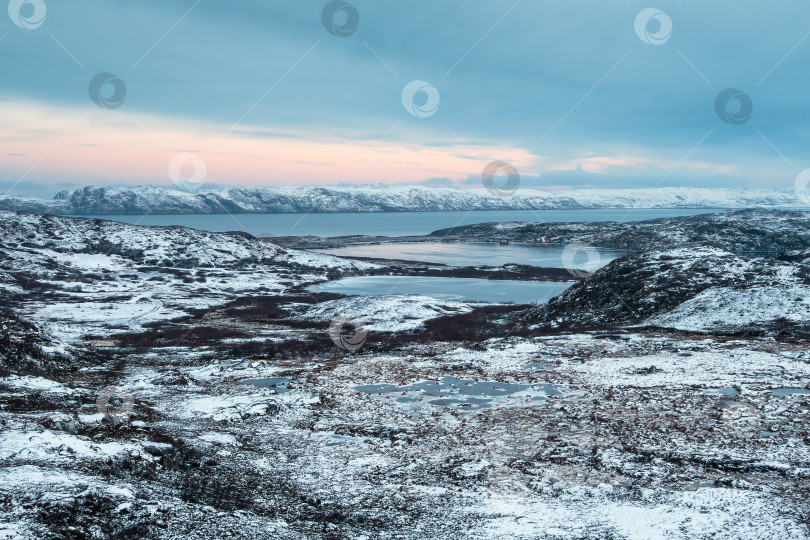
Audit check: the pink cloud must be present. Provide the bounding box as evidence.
[0,100,538,188]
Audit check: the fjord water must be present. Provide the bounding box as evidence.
[315,242,626,269]
[82,208,723,237]
[86,209,688,304]
[306,276,573,303]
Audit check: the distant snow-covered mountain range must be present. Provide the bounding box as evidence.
[0,185,803,215]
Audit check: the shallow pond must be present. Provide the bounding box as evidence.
[355,376,562,411]
[704,387,739,398]
[306,276,573,304]
[771,388,810,397]
[242,377,297,393]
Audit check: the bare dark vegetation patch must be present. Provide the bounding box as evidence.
[0,309,75,376]
[113,324,250,350]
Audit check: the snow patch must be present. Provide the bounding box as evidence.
[300,294,473,332]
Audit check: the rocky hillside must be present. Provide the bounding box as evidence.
[434,209,810,253]
[0,211,372,272]
[0,210,378,356]
[524,211,810,337]
[0,310,70,375]
[528,248,807,323]
[0,185,800,215]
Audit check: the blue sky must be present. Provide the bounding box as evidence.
[1,0,809,197]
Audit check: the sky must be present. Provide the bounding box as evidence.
[1,0,809,198]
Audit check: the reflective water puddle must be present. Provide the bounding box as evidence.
[771,388,810,397]
[242,377,298,393]
[355,376,562,411]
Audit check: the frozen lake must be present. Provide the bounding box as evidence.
[306,276,573,304]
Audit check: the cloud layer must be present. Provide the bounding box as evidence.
[1,0,808,196]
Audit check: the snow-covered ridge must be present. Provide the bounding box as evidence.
[528,244,810,334]
[0,210,379,350]
[0,210,374,271]
[0,185,803,215]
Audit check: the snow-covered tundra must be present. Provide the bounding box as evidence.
[1,209,809,539]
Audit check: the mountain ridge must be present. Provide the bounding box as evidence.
[0,185,802,215]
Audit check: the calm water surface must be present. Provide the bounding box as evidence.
[80,208,724,237]
[354,376,563,411]
[306,276,573,303]
[315,242,626,269]
[772,388,810,397]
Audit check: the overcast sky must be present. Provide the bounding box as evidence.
[1,0,809,197]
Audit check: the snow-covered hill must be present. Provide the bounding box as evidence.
[0,185,802,215]
[527,245,810,336]
[3,210,810,538]
[0,210,379,347]
[510,209,810,336]
[0,210,367,271]
[432,208,810,252]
